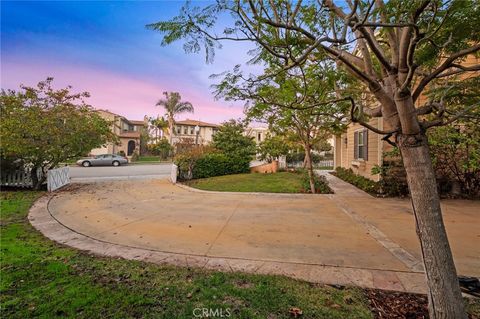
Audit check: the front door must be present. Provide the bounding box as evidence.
[127,140,135,156]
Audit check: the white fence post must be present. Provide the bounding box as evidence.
[170,164,178,184]
[47,166,70,192]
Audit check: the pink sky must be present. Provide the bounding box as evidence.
[1,59,245,124]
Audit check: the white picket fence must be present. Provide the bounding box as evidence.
[288,160,334,168]
[0,167,41,188]
[47,166,70,192]
[1,166,70,191]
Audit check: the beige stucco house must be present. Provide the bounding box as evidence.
[333,54,479,181]
[168,119,219,145]
[244,127,269,145]
[90,110,146,158]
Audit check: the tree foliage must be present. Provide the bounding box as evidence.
[0,78,114,189]
[211,119,256,159]
[257,134,291,163]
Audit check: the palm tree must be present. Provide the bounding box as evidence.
[149,116,168,142]
[155,92,194,144]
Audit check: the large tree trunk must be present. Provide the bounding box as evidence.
[398,133,466,319]
[303,144,316,194]
[31,166,45,190]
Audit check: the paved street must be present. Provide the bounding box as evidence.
[30,176,480,294]
[69,163,172,182]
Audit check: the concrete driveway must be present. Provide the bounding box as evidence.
[31,176,479,293]
[69,163,172,182]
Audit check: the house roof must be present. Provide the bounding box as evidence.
[96,109,146,126]
[174,119,219,128]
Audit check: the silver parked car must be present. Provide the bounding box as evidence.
[76,154,128,167]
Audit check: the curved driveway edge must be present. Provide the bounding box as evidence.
[29,191,428,295]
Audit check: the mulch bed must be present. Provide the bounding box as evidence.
[365,289,429,319]
[365,289,479,319]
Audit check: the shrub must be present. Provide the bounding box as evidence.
[334,167,379,195]
[286,152,305,164]
[193,153,250,179]
[174,147,250,180]
[130,152,139,162]
[297,169,332,194]
[148,139,173,159]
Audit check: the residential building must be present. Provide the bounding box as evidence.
[168,119,219,145]
[90,110,147,157]
[244,127,269,145]
[333,54,479,181]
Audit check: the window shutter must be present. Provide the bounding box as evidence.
[354,131,358,159]
[363,129,368,161]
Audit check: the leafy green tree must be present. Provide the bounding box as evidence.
[0,78,114,189]
[215,62,350,193]
[155,92,193,144]
[150,1,480,315]
[257,134,290,163]
[211,119,256,159]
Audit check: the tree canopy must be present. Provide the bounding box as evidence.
[0,78,114,189]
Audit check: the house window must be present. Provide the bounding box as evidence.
[190,126,194,135]
[257,132,262,142]
[184,126,188,134]
[176,126,181,134]
[354,129,368,160]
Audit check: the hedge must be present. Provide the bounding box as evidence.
[192,153,250,179]
[175,150,250,180]
[334,167,379,195]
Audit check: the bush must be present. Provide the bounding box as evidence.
[174,147,250,180]
[148,139,173,159]
[286,152,305,164]
[193,153,250,179]
[130,152,139,162]
[296,169,332,194]
[334,167,379,195]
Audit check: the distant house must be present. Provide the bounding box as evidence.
[244,127,269,145]
[167,119,219,145]
[90,110,146,157]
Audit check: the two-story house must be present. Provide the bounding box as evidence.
[90,110,146,158]
[168,119,219,145]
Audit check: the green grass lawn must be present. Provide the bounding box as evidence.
[135,156,171,163]
[186,172,311,193]
[0,191,374,318]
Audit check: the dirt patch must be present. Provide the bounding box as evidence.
[366,289,428,319]
[365,289,480,319]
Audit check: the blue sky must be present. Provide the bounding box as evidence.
[1,0,256,122]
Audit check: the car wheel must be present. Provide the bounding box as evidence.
[82,161,91,167]
[112,160,120,167]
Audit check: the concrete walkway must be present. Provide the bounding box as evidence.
[29,177,480,294]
